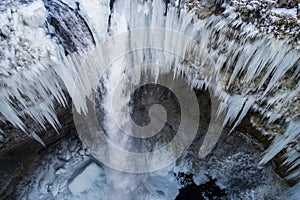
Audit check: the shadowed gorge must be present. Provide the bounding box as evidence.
[0,0,299,199]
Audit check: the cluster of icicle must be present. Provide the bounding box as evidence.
[0,0,299,196]
[0,0,67,145]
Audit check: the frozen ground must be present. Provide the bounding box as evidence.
[2,130,286,200]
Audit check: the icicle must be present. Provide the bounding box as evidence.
[259,121,300,165]
[0,98,26,132]
[242,40,270,84]
[258,43,289,90]
[30,131,46,147]
[263,49,299,96]
[227,45,257,87]
[230,96,255,133]
[222,95,247,128]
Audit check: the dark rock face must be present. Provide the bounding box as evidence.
[94,77,212,153]
[276,0,298,8]
[43,0,95,54]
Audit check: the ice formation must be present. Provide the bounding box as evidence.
[0,0,299,198]
[0,0,66,144]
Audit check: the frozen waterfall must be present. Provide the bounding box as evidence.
[0,0,299,199]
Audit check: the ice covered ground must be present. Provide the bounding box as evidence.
[10,131,287,200]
